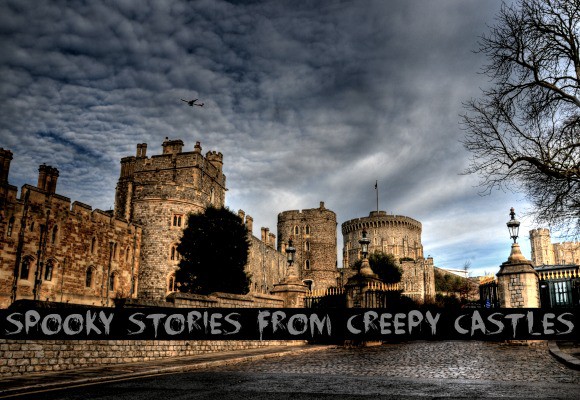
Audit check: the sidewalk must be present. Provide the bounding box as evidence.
[0,344,332,398]
[548,340,580,370]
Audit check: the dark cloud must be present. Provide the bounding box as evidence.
[0,0,533,275]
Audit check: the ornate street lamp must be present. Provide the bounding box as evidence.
[286,237,296,266]
[506,207,520,243]
[358,228,374,276]
[359,229,370,259]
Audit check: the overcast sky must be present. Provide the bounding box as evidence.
[0,0,547,277]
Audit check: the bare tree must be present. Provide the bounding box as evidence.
[462,0,580,234]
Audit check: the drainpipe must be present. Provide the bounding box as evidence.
[130,230,138,297]
[104,241,113,306]
[59,257,66,303]
[11,189,30,303]
[33,209,50,301]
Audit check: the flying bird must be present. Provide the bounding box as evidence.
[181,98,204,107]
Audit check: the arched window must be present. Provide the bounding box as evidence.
[305,241,310,251]
[85,267,94,288]
[167,273,176,292]
[112,243,118,260]
[44,260,54,281]
[294,226,299,235]
[109,272,118,291]
[210,188,215,204]
[51,225,58,244]
[19,257,32,280]
[91,237,97,254]
[305,225,311,235]
[304,260,310,270]
[170,245,180,261]
[7,216,14,237]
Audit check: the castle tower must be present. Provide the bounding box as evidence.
[341,210,434,301]
[114,139,226,300]
[0,148,13,187]
[277,201,338,291]
[342,211,424,272]
[529,228,555,266]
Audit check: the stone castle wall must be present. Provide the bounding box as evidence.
[114,140,226,300]
[0,292,294,377]
[341,211,423,269]
[400,258,435,302]
[277,202,338,291]
[0,168,141,308]
[530,228,580,266]
[341,211,434,301]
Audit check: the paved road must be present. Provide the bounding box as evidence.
[10,341,580,399]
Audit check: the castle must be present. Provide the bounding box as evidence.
[529,228,580,266]
[0,139,435,307]
[342,211,435,302]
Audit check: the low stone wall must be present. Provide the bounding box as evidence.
[0,292,294,377]
[166,291,285,308]
[0,339,302,376]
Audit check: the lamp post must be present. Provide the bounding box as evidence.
[285,237,298,282]
[507,207,520,243]
[358,228,374,276]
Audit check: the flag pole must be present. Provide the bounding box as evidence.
[375,180,379,212]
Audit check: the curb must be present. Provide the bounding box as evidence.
[0,345,333,398]
[548,341,580,371]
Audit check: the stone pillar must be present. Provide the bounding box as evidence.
[344,258,382,308]
[270,280,308,308]
[496,243,540,308]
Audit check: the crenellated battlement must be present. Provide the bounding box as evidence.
[278,201,336,222]
[341,212,422,234]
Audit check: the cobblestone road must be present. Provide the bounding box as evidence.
[13,341,580,399]
[213,341,580,383]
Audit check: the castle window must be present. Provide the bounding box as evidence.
[305,260,310,270]
[172,214,183,227]
[303,280,313,291]
[91,237,97,254]
[294,226,299,235]
[305,225,311,235]
[167,273,176,292]
[29,221,34,232]
[125,246,131,262]
[86,267,94,288]
[170,245,180,261]
[210,188,215,204]
[7,217,14,237]
[51,225,58,244]
[109,272,118,291]
[305,241,310,251]
[44,260,54,281]
[19,257,33,280]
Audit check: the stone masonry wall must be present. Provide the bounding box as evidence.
[115,140,227,300]
[277,202,338,291]
[0,339,302,377]
[0,184,141,309]
[0,292,297,376]
[342,211,423,269]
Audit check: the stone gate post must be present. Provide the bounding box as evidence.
[496,243,540,308]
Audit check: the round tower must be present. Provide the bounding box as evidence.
[115,139,226,300]
[277,201,338,291]
[341,211,423,277]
